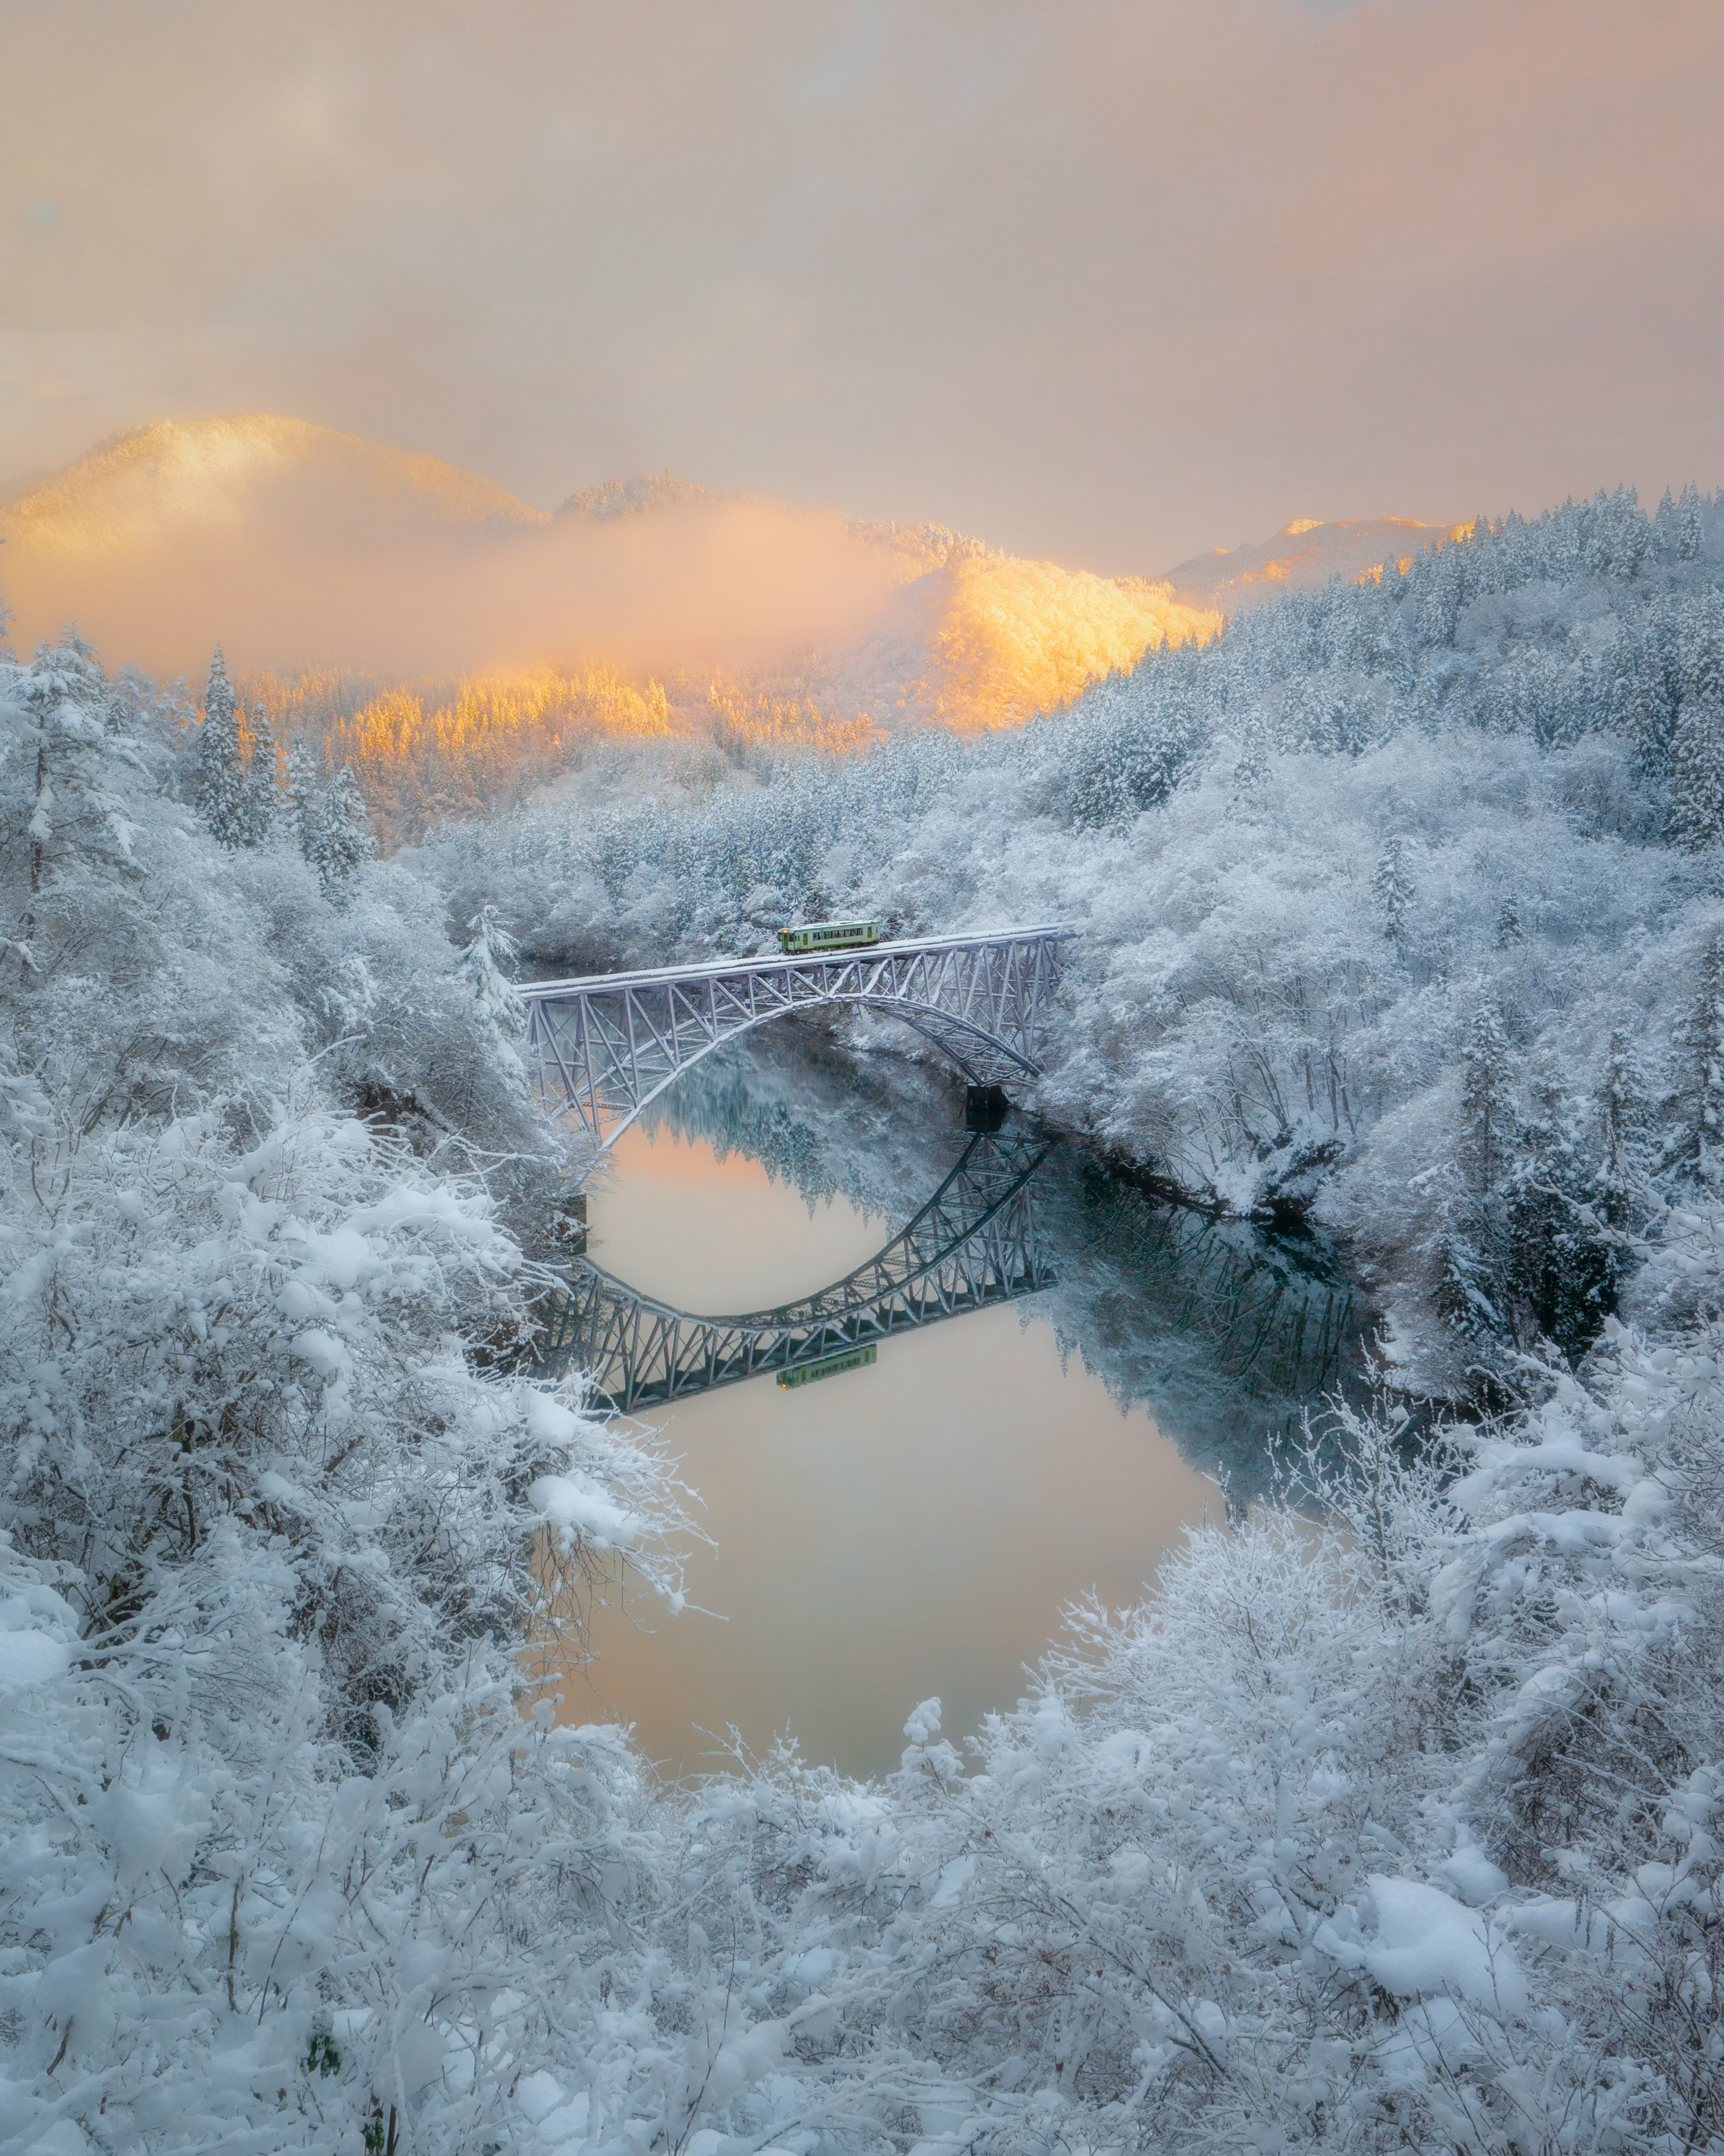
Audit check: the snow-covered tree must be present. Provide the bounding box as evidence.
[280,737,376,893]
[285,731,322,855]
[460,903,527,1080]
[1668,927,1724,1183]
[1678,477,1705,561]
[194,645,247,844]
[310,764,376,892]
[1372,831,1413,948]
[4,629,153,989]
[1501,1052,1615,1361]
[1597,1025,1657,1211]
[238,696,277,845]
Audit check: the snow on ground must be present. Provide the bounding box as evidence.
[4,493,1724,2150]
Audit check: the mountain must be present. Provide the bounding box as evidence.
[0,418,1218,742]
[802,554,1216,732]
[0,414,545,560]
[1160,515,1463,614]
[0,416,1454,818]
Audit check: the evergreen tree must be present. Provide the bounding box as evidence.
[1438,1001,1517,1358]
[9,630,126,982]
[193,647,246,845]
[1680,594,1724,709]
[1502,1050,1614,1364]
[1597,1027,1656,1230]
[1414,545,1463,647]
[1458,999,1513,1194]
[1678,479,1705,561]
[285,735,324,864]
[1652,485,1681,559]
[1664,689,1724,850]
[311,765,377,892]
[1669,929,1724,1182]
[1610,622,1680,780]
[1371,833,1412,948]
[237,700,277,847]
[460,906,527,1082]
[1231,713,1270,792]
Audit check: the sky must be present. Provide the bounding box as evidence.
[2,0,1722,573]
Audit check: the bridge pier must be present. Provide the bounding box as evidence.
[964,1084,1010,1132]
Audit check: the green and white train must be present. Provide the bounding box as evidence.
[777,919,883,955]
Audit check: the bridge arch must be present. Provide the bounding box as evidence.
[523,927,1071,1151]
[537,1131,1054,1410]
[573,993,1034,1149]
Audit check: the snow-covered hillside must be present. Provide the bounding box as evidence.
[434,485,1724,1388]
[1161,514,1464,614]
[6,493,1724,2152]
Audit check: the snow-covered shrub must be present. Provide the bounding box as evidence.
[0,628,688,2150]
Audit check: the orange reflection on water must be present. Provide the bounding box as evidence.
[547,1125,1217,1779]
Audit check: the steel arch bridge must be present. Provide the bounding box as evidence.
[523,926,1072,1149]
[537,1131,1055,1412]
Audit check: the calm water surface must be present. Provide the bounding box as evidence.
[536,1039,1365,1780]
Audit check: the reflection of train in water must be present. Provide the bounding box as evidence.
[778,919,882,955]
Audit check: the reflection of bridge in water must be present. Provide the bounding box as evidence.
[538,1133,1055,1412]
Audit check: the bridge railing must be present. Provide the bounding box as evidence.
[522,925,1074,1002]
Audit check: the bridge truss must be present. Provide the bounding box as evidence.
[523,926,1072,1148]
[537,1131,1055,1412]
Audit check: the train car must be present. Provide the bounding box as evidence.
[777,919,883,955]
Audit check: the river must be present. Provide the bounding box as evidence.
[534,1030,1367,1781]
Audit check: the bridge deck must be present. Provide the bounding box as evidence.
[525,924,1074,1000]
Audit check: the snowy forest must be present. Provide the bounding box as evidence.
[6,484,1724,2152]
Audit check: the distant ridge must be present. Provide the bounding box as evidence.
[4,414,1454,764]
[1161,515,1461,614]
[0,414,547,557]
[556,471,731,521]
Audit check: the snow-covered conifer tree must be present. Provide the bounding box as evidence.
[1231,711,1270,792]
[6,630,137,984]
[193,646,246,845]
[1664,685,1724,850]
[1652,484,1681,559]
[1458,999,1513,1194]
[1678,478,1705,560]
[237,698,277,845]
[312,763,377,890]
[1669,928,1724,1182]
[1596,1027,1657,1244]
[1372,832,1412,948]
[284,731,322,861]
[1435,1003,1519,1352]
[1502,1050,1613,1360]
[460,904,528,1085]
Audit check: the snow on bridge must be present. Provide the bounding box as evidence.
[522,926,1073,1150]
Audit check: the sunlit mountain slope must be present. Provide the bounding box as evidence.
[3,421,1459,840]
[0,418,1220,793]
[0,414,546,558]
[1161,515,1463,613]
[809,554,1218,731]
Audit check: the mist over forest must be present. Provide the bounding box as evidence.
[8,463,1724,2152]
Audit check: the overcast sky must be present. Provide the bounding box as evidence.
[3,0,1720,572]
